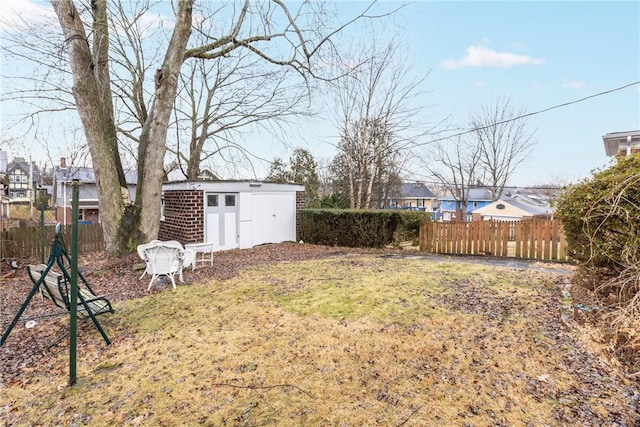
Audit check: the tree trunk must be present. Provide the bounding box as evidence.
[52,0,127,255]
[136,0,194,244]
[347,151,356,209]
[54,0,194,255]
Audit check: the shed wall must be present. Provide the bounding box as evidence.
[159,185,307,250]
[158,190,204,244]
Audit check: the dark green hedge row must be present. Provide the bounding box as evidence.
[298,209,429,248]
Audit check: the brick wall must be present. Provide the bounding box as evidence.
[56,206,69,225]
[295,191,306,240]
[56,207,100,224]
[158,189,204,244]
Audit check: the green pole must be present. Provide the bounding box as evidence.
[69,180,79,386]
[40,202,45,264]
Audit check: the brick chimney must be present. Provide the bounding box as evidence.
[60,157,67,169]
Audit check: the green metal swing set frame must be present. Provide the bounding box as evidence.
[0,224,113,348]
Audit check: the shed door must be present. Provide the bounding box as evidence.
[205,193,238,250]
[252,194,296,246]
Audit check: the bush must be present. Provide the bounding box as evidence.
[298,209,429,248]
[555,155,640,276]
[556,155,640,373]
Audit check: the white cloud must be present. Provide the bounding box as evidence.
[0,0,56,33]
[562,80,585,89]
[440,44,545,69]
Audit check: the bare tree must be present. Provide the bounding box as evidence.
[334,38,437,209]
[170,50,311,180]
[0,5,81,162]
[107,0,167,166]
[423,136,483,220]
[421,97,535,219]
[470,97,536,200]
[3,0,395,255]
[316,157,333,200]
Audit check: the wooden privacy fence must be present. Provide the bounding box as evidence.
[0,223,105,259]
[420,219,568,262]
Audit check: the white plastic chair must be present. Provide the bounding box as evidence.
[137,240,195,283]
[137,240,161,279]
[141,244,184,290]
[161,240,196,272]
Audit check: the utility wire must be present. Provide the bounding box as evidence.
[309,80,639,171]
[417,80,640,147]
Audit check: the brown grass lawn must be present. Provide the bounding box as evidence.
[1,250,638,426]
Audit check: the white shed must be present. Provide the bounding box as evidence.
[159,180,305,251]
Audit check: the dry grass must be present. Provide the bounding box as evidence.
[4,205,56,225]
[1,255,635,426]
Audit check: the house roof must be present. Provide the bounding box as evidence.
[602,129,640,156]
[55,167,137,184]
[473,195,553,217]
[505,196,552,216]
[400,182,435,198]
[442,187,493,201]
[7,159,40,181]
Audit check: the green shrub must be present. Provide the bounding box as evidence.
[555,155,640,275]
[298,209,430,248]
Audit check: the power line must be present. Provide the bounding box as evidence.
[416,80,640,147]
[280,80,640,175]
[401,178,566,191]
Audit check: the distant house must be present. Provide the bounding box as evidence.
[602,130,640,157]
[53,158,137,225]
[6,157,39,202]
[439,188,493,222]
[385,181,438,213]
[471,195,553,221]
[511,190,557,206]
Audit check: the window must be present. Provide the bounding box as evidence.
[496,203,506,210]
[225,195,236,207]
[21,175,28,183]
[207,195,218,207]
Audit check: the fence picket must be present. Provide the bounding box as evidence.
[0,223,105,259]
[419,219,568,262]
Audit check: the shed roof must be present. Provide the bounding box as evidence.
[162,180,304,193]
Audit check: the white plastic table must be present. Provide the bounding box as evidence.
[184,242,215,268]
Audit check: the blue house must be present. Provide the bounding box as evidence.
[439,188,493,222]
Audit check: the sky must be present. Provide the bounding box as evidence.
[1,0,639,188]
[296,0,640,187]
